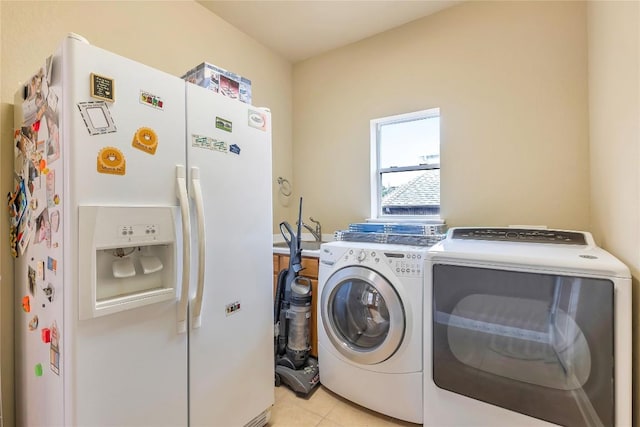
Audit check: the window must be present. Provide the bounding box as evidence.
[370,108,440,220]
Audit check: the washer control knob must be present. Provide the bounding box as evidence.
[357,250,367,262]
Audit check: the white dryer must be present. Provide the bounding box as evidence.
[318,241,427,424]
[424,228,632,427]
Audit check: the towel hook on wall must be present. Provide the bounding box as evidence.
[277,177,292,197]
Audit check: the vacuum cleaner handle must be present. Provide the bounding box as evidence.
[296,197,303,252]
[280,222,295,248]
[280,221,302,274]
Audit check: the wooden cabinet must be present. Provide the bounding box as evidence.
[272,253,319,358]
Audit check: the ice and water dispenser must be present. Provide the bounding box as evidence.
[79,206,177,319]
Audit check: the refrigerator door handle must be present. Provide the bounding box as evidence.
[190,167,206,328]
[176,165,192,334]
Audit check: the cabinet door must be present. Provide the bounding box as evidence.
[278,256,318,278]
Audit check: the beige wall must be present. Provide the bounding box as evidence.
[293,1,590,234]
[0,2,292,425]
[1,0,637,425]
[588,1,640,423]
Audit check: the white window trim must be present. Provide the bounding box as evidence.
[369,108,443,224]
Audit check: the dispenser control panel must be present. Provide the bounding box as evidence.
[117,223,160,243]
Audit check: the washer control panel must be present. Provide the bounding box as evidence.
[342,249,378,264]
[341,249,425,277]
[385,251,424,277]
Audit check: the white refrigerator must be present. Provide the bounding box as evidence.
[10,33,274,426]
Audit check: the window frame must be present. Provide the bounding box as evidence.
[369,108,442,222]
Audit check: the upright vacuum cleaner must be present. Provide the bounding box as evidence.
[274,198,320,396]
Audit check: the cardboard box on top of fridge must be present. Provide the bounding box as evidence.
[182,62,252,104]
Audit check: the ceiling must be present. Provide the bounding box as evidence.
[197,1,462,63]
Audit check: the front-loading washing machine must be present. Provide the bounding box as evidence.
[318,241,427,424]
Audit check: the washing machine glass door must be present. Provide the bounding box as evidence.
[322,265,405,365]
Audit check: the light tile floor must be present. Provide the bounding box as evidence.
[268,384,421,427]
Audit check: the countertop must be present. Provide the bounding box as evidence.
[272,233,334,258]
[272,246,321,258]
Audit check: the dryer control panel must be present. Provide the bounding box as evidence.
[452,228,587,245]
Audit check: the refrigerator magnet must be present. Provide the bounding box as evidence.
[41,328,51,343]
[90,73,115,102]
[39,159,49,174]
[97,147,126,175]
[50,211,60,233]
[50,321,60,375]
[45,55,54,85]
[22,68,46,125]
[35,363,43,377]
[46,111,61,164]
[191,135,207,152]
[248,110,266,131]
[34,209,51,246]
[28,315,39,331]
[132,127,158,155]
[37,261,45,280]
[43,284,55,303]
[230,144,241,155]
[28,266,36,295]
[77,101,117,135]
[22,98,39,127]
[191,135,209,150]
[22,295,31,313]
[9,228,17,258]
[191,135,227,153]
[17,210,34,256]
[140,91,164,110]
[17,127,36,166]
[215,117,232,132]
[46,171,56,209]
[47,257,57,274]
[47,90,59,113]
[212,140,227,153]
[8,179,28,225]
